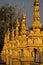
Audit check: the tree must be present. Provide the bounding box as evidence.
[0,4,15,53]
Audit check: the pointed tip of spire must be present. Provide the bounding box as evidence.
[35,0,39,3]
[15,6,18,18]
[22,11,26,19]
[22,2,24,11]
[21,2,25,13]
[22,4,26,19]
[35,0,38,1]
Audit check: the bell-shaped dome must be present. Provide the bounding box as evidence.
[32,21,42,28]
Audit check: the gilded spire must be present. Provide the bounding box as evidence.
[22,3,26,20]
[11,24,14,40]
[7,27,10,40]
[22,11,26,20]
[4,21,10,42]
[35,0,39,2]
[32,0,42,29]
[21,3,26,24]
[7,23,10,34]
[34,0,40,5]
[15,18,20,38]
[21,10,27,35]
[15,6,18,18]
[15,7,20,38]
[15,6,20,27]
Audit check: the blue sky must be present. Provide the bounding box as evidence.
[0,0,43,27]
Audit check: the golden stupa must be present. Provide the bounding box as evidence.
[1,0,43,65]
